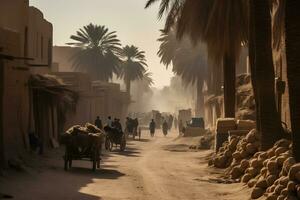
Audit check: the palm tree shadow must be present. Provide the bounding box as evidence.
[68,167,126,180]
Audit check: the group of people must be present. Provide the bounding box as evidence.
[94,114,185,138]
[94,116,122,132]
[125,117,139,136]
[148,115,185,137]
[148,118,170,137]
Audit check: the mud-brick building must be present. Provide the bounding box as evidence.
[91,81,130,125]
[51,72,130,129]
[0,0,56,167]
[52,45,131,127]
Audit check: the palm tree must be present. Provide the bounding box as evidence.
[285,0,300,161]
[129,70,154,112]
[119,45,148,94]
[147,0,248,118]
[146,0,284,149]
[247,0,285,150]
[158,29,207,116]
[67,23,121,81]
[141,71,154,92]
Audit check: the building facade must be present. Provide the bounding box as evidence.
[51,72,130,129]
[0,0,53,166]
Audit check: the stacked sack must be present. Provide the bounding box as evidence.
[228,129,261,179]
[209,135,241,168]
[232,138,297,200]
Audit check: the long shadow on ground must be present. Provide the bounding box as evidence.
[68,167,125,179]
[162,144,191,152]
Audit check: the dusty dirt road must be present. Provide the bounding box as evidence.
[0,130,250,200]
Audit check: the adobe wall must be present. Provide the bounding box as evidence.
[0,0,29,58]
[27,7,53,67]
[0,28,30,161]
[51,72,93,128]
[52,46,80,72]
[0,1,53,164]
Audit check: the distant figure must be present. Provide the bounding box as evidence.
[162,120,169,136]
[149,119,156,137]
[133,118,139,136]
[168,115,174,130]
[95,116,103,129]
[174,117,178,130]
[178,119,183,134]
[107,116,112,127]
[126,117,133,133]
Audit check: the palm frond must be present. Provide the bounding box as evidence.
[157,29,208,87]
[67,23,121,81]
[119,45,148,86]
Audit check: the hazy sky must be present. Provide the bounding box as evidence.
[29,0,173,88]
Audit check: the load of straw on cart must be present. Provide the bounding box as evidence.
[61,123,106,171]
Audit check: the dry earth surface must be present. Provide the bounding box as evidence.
[0,130,251,200]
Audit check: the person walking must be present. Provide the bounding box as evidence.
[162,120,169,136]
[149,119,156,137]
[95,116,103,129]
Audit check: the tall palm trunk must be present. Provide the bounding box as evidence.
[126,79,131,95]
[248,2,261,132]
[195,80,204,117]
[285,0,300,161]
[223,53,236,118]
[0,58,4,169]
[251,0,284,150]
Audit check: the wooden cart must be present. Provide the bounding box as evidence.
[104,126,126,151]
[63,134,103,171]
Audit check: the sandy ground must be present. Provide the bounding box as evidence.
[0,130,251,200]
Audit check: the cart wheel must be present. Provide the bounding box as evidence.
[64,156,68,171]
[105,137,113,151]
[64,148,69,171]
[97,160,100,169]
[120,137,126,152]
[97,148,101,169]
[105,136,109,150]
[92,151,97,172]
[92,160,97,171]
